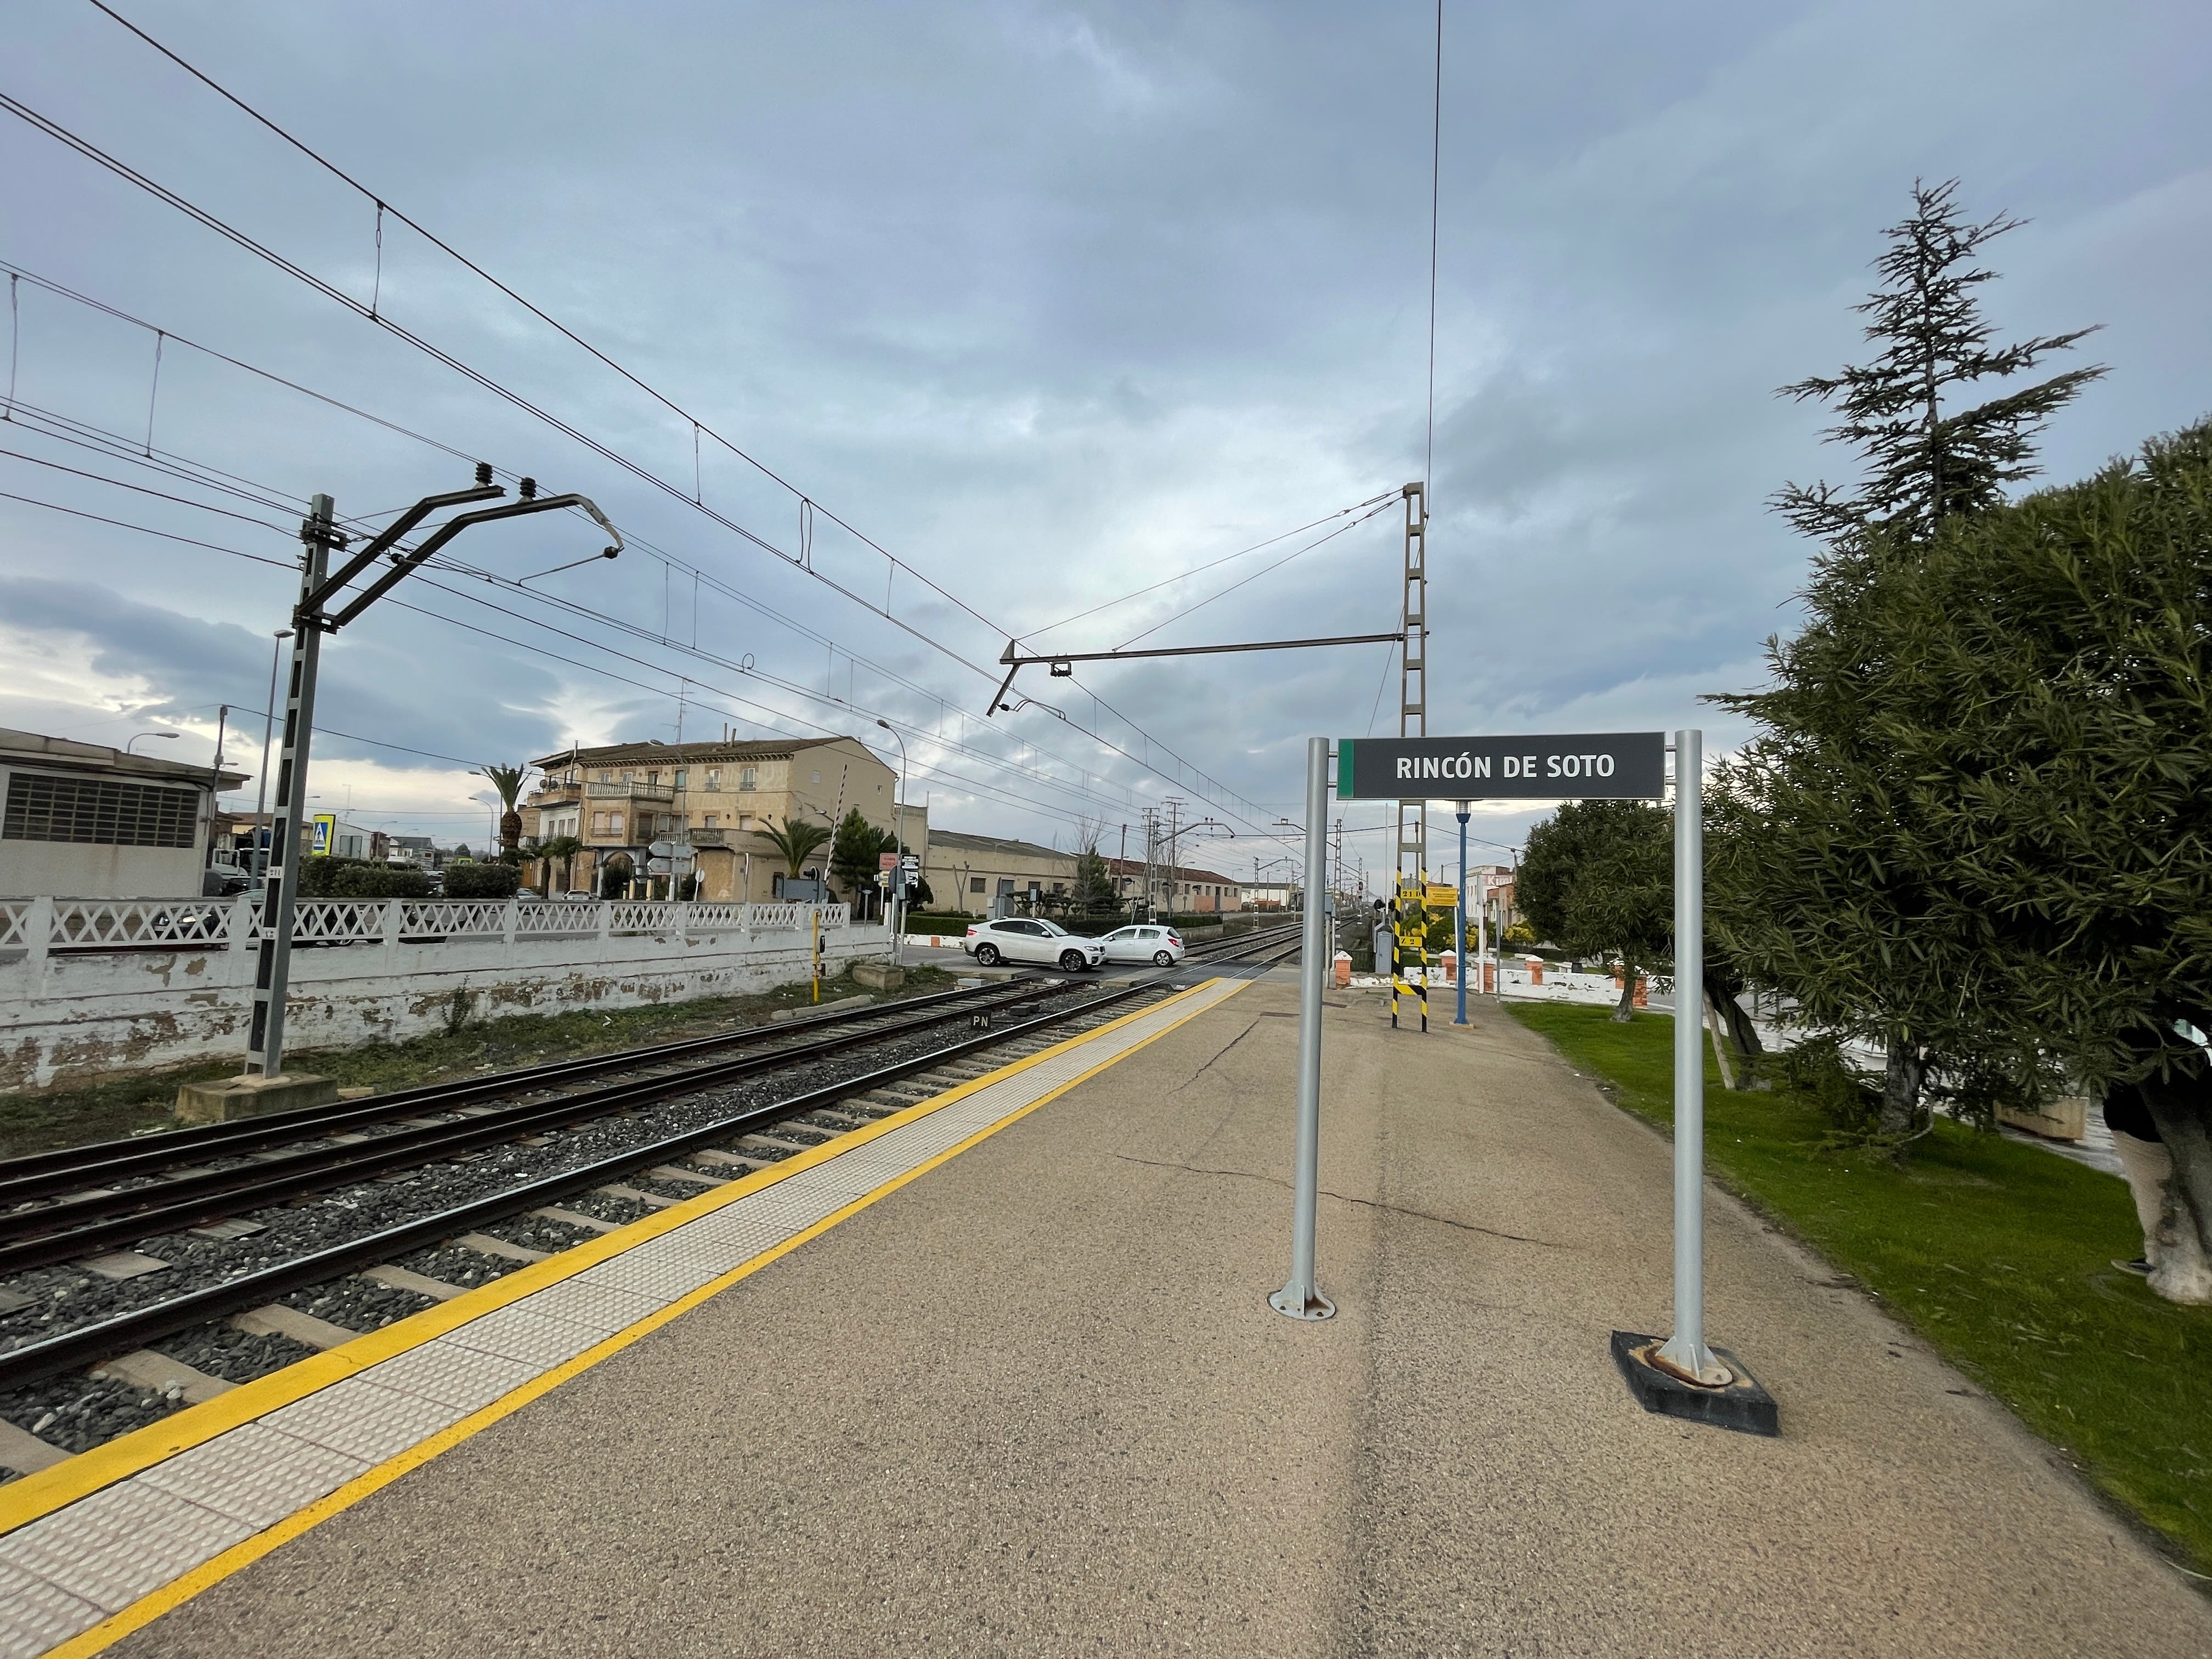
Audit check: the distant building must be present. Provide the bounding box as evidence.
[1,729,245,899]
[1104,857,1243,915]
[922,831,1074,918]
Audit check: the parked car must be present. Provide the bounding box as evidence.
[1098,924,1184,967]
[962,918,1106,972]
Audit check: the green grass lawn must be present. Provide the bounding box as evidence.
[0,963,953,1161]
[1508,1001,2212,1579]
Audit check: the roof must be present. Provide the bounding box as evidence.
[926,830,1068,862]
[1105,857,1240,887]
[0,728,247,791]
[527,734,877,770]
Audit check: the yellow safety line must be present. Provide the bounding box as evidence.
[33,975,1249,1659]
[0,975,1228,1541]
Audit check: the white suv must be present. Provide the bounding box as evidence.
[962,918,1107,972]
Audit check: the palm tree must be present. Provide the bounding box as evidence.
[758,816,832,894]
[479,763,532,859]
[533,833,584,896]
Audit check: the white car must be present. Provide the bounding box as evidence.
[1098,924,1185,967]
[962,918,1107,972]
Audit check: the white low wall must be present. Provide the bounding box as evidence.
[0,895,881,1092]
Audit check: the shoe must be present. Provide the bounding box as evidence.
[2113,1258,2152,1276]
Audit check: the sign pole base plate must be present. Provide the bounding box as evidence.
[1610,1330,1777,1436]
[1269,1285,1336,1322]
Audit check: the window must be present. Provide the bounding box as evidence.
[3,774,198,848]
[674,770,687,788]
[969,876,985,894]
[810,771,820,784]
[704,770,720,790]
[590,811,608,833]
[703,815,719,830]
[738,814,754,830]
[609,812,625,836]
[739,766,757,791]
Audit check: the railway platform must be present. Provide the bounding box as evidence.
[5,973,2207,1656]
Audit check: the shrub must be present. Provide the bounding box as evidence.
[295,858,433,899]
[442,860,521,899]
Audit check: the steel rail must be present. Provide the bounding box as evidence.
[0,981,1071,1272]
[0,977,1034,1204]
[0,979,1164,1392]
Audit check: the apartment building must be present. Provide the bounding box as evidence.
[523,735,903,902]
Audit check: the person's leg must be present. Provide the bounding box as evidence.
[2109,1128,2169,1260]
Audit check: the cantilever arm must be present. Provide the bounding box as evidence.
[321,492,622,631]
[303,483,505,616]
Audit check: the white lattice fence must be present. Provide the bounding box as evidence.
[0,903,27,950]
[49,899,232,950]
[396,901,506,939]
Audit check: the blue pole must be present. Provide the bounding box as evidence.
[1454,803,1470,1026]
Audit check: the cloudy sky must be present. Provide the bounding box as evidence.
[1,0,2205,885]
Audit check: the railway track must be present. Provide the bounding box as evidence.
[0,930,1296,1462]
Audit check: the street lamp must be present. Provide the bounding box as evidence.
[126,731,179,754]
[247,469,622,1080]
[875,719,909,963]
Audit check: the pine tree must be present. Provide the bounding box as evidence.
[1714,179,2104,1147]
[1774,178,2104,543]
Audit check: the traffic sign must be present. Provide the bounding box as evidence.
[646,855,693,875]
[648,839,682,858]
[1335,733,1665,800]
[879,851,900,870]
[1424,884,1458,909]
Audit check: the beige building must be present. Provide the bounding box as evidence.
[523,735,907,904]
[922,830,1076,917]
[1,729,245,899]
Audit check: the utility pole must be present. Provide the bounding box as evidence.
[1397,481,1428,894]
[247,470,622,1081]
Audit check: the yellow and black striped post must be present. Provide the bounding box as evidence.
[1390,875,1430,1032]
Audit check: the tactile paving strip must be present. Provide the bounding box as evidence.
[0,977,1244,1657]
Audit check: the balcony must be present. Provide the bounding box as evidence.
[527,783,582,807]
[586,781,675,804]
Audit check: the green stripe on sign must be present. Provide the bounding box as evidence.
[1336,739,1354,798]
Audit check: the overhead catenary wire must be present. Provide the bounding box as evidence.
[0,490,1149,834]
[1111,498,1398,651]
[9,32,1284,837]
[0,386,1256,834]
[0,60,1291,843]
[1019,489,1398,644]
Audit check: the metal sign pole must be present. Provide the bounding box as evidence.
[1454,802,1470,1025]
[1655,728,1725,1385]
[1271,736,1335,1321]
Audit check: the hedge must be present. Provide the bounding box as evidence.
[442,860,522,899]
[295,858,433,899]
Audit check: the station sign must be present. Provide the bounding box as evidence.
[1335,732,1665,800]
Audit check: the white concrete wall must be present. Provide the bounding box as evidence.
[0,896,885,1092]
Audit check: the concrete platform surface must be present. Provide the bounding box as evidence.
[116,983,2212,1657]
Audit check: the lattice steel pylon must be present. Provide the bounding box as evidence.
[1396,481,1428,889]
